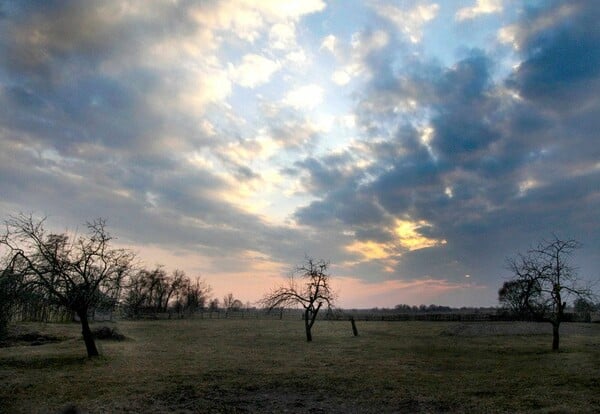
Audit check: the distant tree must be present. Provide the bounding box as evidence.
[123,268,210,317]
[0,214,134,357]
[223,293,235,310]
[181,276,211,314]
[123,266,168,317]
[222,292,244,312]
[394,304,412,312]
[139,266,172,313]
[573,297,596,313]
[501,236,592,351]
[498,279,535,318]
[260,257,335,342]
[208,298,220,311]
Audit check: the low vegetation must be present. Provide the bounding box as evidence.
[1,319,598,413]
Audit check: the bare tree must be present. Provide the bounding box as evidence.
[223,292,235,310]
[124,268,211,318]
[208,298,220,311]
[260,257,335,342]
[502,236,592,351]
[0,214,134,357]
[174,275,212,315]
[222,292,243,312]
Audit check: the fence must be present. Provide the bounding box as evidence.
[12,305,598,324]
[123,308,305,320]
[13,305,114,323]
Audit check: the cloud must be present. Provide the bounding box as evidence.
[259,103,326,149]
[0,0,329,261]
[289,0,600,288]
[269,22,296,50]
[497,3,579,51]
[249,0,326,21]
[456,0,503,21]
[283,84,324,109]
[320,34,337,54]
[322,29,392,86]
[371,1,439,43]
[188,0,325,43]
[505,1,600,108]
[333,276,487,308]
[229,54,281,88]
[331,70,351,85]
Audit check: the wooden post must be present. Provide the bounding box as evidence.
[350,317,359,336]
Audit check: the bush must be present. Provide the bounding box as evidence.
[91,326,125,341]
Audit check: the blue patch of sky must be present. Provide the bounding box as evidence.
[303,0,375,45]
[420,2,521,82]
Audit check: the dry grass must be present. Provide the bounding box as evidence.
[1,319,599,413]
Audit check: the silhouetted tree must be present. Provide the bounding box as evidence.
[208,298,220,311]
[181,275,211,314]
[260,257,335,342]
[222,293,243,312]
[502,236,592,351]
[0,214,134,356]
[223,293,235,309]
[123,268,210,317]
[498,279,536,318]
[573,297,596,313]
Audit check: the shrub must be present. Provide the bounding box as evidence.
[91,326,125,341]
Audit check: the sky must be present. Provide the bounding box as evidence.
[0,0,598,308]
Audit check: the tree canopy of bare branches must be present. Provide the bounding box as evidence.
[500,235,592,351]
[260,257,335,342]
[223,293,243,311]
[0,214,134,356]
[123,267,211,318]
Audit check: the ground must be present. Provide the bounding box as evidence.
[0,319,599,413]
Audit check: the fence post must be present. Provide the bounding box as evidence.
[350,317,359,336]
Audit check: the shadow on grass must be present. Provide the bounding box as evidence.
[0,354,89,369]
[0,332,66,348]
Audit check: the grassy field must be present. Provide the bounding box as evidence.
[1,319,599,413]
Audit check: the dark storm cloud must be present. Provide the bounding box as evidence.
[292,0,600,284]
[507,0,600,108]
[293,151,390,227]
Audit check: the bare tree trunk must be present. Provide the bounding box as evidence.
[77,308,99,357]
[552,322,560,351]
[304,309,312,342]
